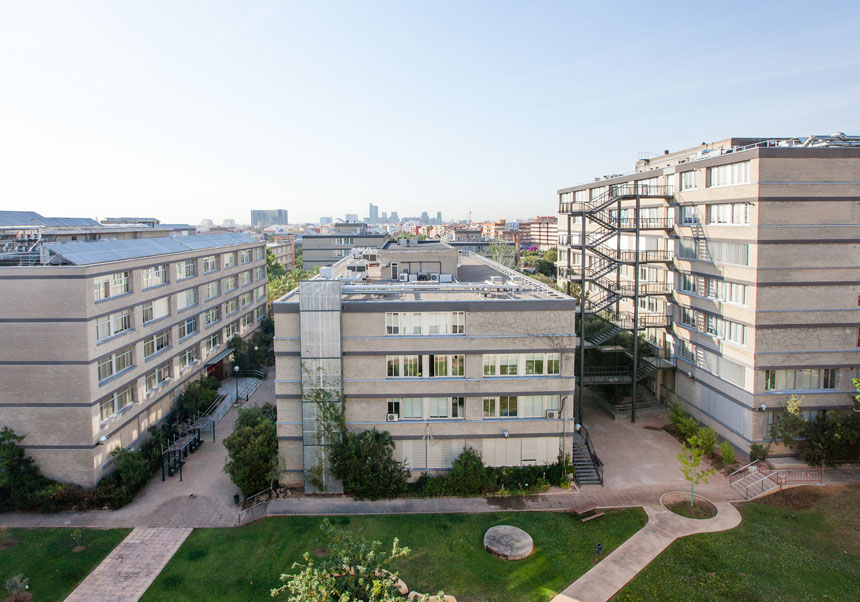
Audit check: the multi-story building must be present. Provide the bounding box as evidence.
[273,242,577,491]
[520,216,558,251]
[251,209,289,228]
[267,235,296,271]
[0,226,267,487]
[301,223,388,269]
[557,134,860,454]
[368,203,379,224]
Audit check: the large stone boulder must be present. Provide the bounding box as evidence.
[483,525,534,560]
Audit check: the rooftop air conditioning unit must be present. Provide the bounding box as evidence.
[398,273,409,282]
[386,413,399,422]
[545,410,560,420]
[429,273,439,282]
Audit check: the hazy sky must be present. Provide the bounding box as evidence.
[2,1,859,225]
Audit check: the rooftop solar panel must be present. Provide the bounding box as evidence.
[45,233,256,265]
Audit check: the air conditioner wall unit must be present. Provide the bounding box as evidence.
[386,413,399,422]
[545,410,560,420]
[398,273,409,282]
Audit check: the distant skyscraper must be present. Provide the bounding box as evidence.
[251,209,288,228]
[436,211,442,224]
[368,203,379,223]
[320,216,333,225]
[390,211,399,222]
[345,213,359,222]
[420,211,429,224]
[381,211,388,223]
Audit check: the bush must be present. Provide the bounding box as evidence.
[175,377,221,421]
[329,429,408,500]
[234,404,276,430]
[224,418,278,496]
[447,447,494,495]
[669,403,701,441]
[0,427,51,511]
[719,440,735,471]
[110,447,151,508]
[749,443,768,462]
[797,411,860,467]
[692,427,719,457]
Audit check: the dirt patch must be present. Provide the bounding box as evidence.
[313,545,330,558]
[73,545,86,553]
[0,538,18,551]
[758,485,823,511]
[662,492,718,519]
[641,425,666,431]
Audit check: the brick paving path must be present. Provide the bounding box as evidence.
[63,527,191,602]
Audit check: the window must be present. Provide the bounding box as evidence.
[177,288,198,310]
[97,346,133,381]
[176,259,196,280]
[204,331,222,355]
[222,276,237,292]
[225,321,239,339]
[387,357,400,377]
[707,278,747,305]
[203,280,220,299]
[254,247,264,261]
[93,272,129,301]
[95,309,132,341]
[222,253,237,269]
[224,298,238,315]
[240,250,252,264]
[483,397,497,418]
[239,292,252,307]
[483,395,560,418]
[143,329,169,358]
[386,313,400,335]
[239,271,251,286]
[254,266,265,281]
[680,170,698,191]
[707,203,750,225]
[483,353,560,376]
[704,314,746,346]
[145,361,171,393]
[451,397,465,418]
[387,399,400,418]
[178,316,198,339]
[679,273,697,294]
[525,353,544,375]
[256,285,265,300]
[383,312,466,336]
[483,355,496,376]
[403,355,421,377]
[427,397,448,419]
[452,311,465,334]
[255,306,266,321]
[179,345,199,371]
[401,398,422,420]
[546,354,560,374]
[100,383,134,421]
[240,312,253,330]
[141,297,169,324]
[499,354,518,376]
[202,255,218,273]
[335,237,354,245]
[680,206,698,225]
[707,161,750,187]
[499,396,518,417]
[141,265,168,288]
[205,306,221,326]
[680,307,696,329]
[765,368,838,391]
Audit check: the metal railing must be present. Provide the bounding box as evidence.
[744,472,779,499]
[729,459,759,484]
[578,425,604,486]
[238,487,273,525]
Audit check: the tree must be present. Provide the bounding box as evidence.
[489,240,515,267]
[110,447,151,507]
[272,519,426,602]
[677,442,716,506]
[224,415,278,495]
[267,248,286,278]
[853,378,860,412]
[768,394,807,451]
[329,429,409,500]
[0,427,49,511]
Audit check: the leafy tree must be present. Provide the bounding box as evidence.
[489,240,515,267]
[447,447,495,495]
[271,519,444,602]
[798,410,860,467]
[719,440,735,472]
[224,416,278,495]
[266,248,286,278]
[768,394,806,451]
[329,429,408,500]
[677,442,716,506]
[110,447,151,507]
[0,427,50,511]
[689,426,718,458]
[234,404,277,429]
[852,377,860,412]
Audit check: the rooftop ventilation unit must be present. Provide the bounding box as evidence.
[398,273,409,282]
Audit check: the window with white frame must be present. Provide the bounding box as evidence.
[679,307,696,329]
[679,273,697,294]
[97,346,133,382]
[141,265,168,289]
[704,314,746,346]
[202,255,218,273]
[765,368,838,391]
[204,331,222,355]
[93,272,129,301]
[384,312,465,336]
[483,353,560,376]
[178,316,198,339]
[335,237,354,246]
[222,252,237,269]
[176,259,196,280]
[224,298,238,316]
[222,275,237,293]
[179,345,199,371]
[203,280,220,299]
[95,309,132,341]
[707,203,750,225]
[225,321,239,339]
[177,288,198,310]
[240,250,252,264]
[145,361,171,393]
[205,306,220,326]
[240,312,253,331]
[254,266,265,280]
[239,270,251,286]
[385,354,465,378]
[239,292,252,307]
[256,285,265,300]
[680,170,698,191]
[482,395,560,418]
[100,382,134,421]
[254,247,264,261]
[707,278,747,305]
[679,206,699,225]
[141,297,169,324]
[143,329,169,358]
[255,306,266,321]
[707,161,750,187]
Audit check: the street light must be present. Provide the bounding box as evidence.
[234,365,240,403]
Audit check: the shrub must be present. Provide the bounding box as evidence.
[447,447,495,495]
[749,443,768,462]
[110,447,151,507]
[560,478,571,490]
[691,426,719,457]
[329,429,408,500]
[234,404,276,430]
[677,415,700,440]
[0,427,51,511]
[224,418,278,496]
[797,411,860,467]
[719,440,735,471]
[175,377,221,421]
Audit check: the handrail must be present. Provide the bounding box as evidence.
[745,472,778,499]
[729,459,758,478]
[578,425,604,486]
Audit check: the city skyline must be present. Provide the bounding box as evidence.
[1,1,859,225]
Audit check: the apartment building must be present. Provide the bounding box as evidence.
[0,225,267,487]
[273,243,577,491]
[267,235,295,271]
[302,222,388,269]
[251,209,289,228]
[557,134,860,454]
[520,216,558,251]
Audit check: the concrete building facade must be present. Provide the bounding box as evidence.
[301,223,388,269]
[251,209,289,228]
[0,230,267,487]
[556,135,860,454]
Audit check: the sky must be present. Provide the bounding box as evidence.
[1,1,859,225]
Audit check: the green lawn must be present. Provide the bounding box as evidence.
[0,528,130,602]
[614,483,860,601]
[142,509,646,602]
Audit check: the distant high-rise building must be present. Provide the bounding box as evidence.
[436,211,442,224]
[390,211,399,222]
[222,218,236,228]
[420,211,429,224]
[345,213,359,222]
[381,211,388,223]
[320,216,333,225]
[251,209,288,228]
[368,203,379,223]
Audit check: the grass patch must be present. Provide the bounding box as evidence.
[0,528,130,602]
[662,494,717,520]
[142,509,646,602]
[614,483,860,601]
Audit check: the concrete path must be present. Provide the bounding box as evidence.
[551,498,742,602]
[63,527,191,602]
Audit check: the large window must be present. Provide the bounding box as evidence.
[204,331,222,355]
[240,250,252,264]
[145,361,171,393]
[765,368,838,391]
[239,270,251,286]
[707,278,747,305]
[704,314,746,346]
[93,272,129,301]
[679,170,698,191]
[203,280,220,299]
[482,395,561,418]
[256,285,266,300]
[385,354,466,378]
[707,161,750,187]
[254,247,264,261]
[254,266,265,281]
[141,297,169,324]
[679,273,697,294]
[179,345,199,371]
[143,329,169,358]
[100,383,134,421]
[385,312,465,336]
[222,275,238,293]
[141,265,168,289]
[176,259,196,280]
[225,321,239,339]
[95,309,132,341]
[202,255,218,273]
[205,306,221,326]
[707,203,750,225]
[239,292,252,307]
[222,252,237,269]
[483,353,561,376]
[97,346,133,382]
[224,298,238,316]
[388,397,465,420]
[177,288,198,311]
[178,316,198,339]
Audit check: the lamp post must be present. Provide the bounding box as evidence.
[254,346,259,369]
[234,365,240,403]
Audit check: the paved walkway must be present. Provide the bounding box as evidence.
[63,527,191,602]
[552,498,743,602]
